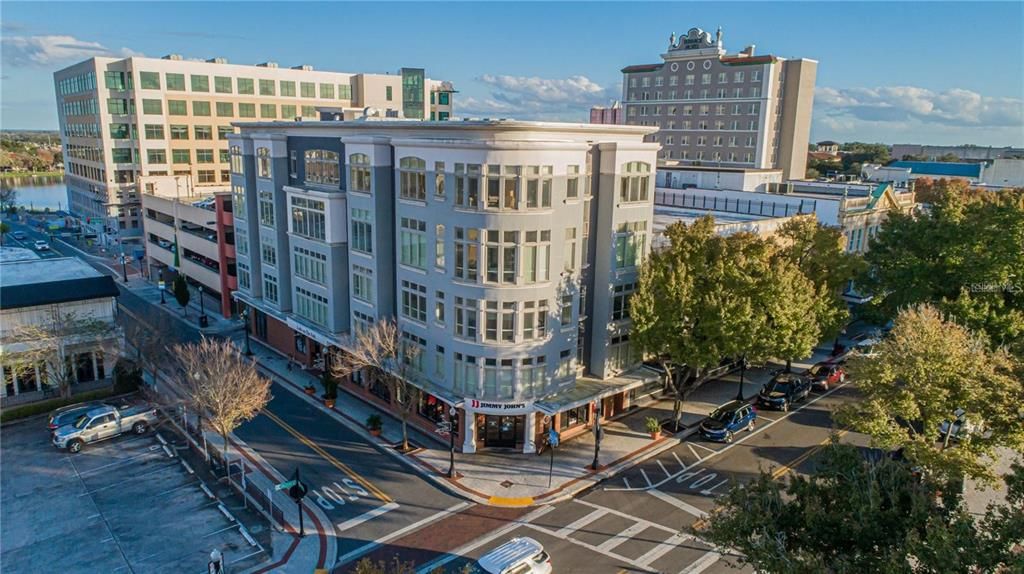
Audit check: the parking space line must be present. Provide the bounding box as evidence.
[640,468,653,487]
[334,501,400,533]
[673,452,688,469]
[77,461,179,497]
[691,443,718,455]
[261,408,392,503]
[555,508,608,537]
[657,460,671,478]
[75,444,163,475]
[647,488,708,518]
[757,414,778,423]
[622,477,631,489]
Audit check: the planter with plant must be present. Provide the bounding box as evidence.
[366,413,383,437]
[645,416,662,439]
[322,372,338,409]
[304,383,316,395]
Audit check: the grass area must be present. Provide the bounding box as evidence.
[0,170,64,180]
[0,388,116,424]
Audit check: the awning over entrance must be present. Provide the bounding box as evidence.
[534,365,661,415]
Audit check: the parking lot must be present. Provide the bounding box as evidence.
[1,417,268,573]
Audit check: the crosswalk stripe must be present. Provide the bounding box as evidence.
[648,488,707,518]
[555,508,607,537]
[637,532,692,566]
[596,522,649,553]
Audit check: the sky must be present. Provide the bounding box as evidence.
[2,1,1022,146]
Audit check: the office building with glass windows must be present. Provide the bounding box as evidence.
[53,56,455,244]
[229,118,659,453]
[621,27,816,179]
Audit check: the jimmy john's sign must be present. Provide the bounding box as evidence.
[467,399,533,415]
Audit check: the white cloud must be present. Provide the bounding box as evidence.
[2,35,141,67]
[815,85,1023,128]
[459,74,620,121]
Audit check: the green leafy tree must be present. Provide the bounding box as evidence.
[936,152,961,162]
[838,304,1024,483]
[0,221,9,245]
[699,441,1024,574]
[172,274,190,316]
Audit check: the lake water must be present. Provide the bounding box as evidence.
[1,174,68,212]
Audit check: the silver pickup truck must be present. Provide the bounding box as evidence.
[52,402,159,453]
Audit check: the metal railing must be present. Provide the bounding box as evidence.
[655,190,815,217]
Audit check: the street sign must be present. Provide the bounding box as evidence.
[435,421,452,435]
[548,428,560,448]
[287,481,308,502]
[158,280,166,290]
[275,479,297,491]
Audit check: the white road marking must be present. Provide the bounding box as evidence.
[605,380,853,492]
[700,478,729,496]
[622,477,631,489]
[647,488,707,519]
[413,506,556,574]
[335,501,472,567]
[574,499,677,535]
[334,502,400,533]
[555,508,608,537]
[640,468,653,487]
[757,414,778,422]
[678,550,723,574]
[596,521,650,552]
[524,523,658,572]
[638,532,693,566]
[691,442,718,454]
[674,451,689,469]
[657,459,671,478]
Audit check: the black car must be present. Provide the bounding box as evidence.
[757,374,811,412]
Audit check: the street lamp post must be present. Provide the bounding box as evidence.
[240,308,252,356]
[591,401,603,471]
[447,406,457,478]
[120,252,128,283]
[159,270,167,305]
[735,356,749,401]
[198,285,206,316]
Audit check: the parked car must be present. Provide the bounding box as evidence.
[478,537,552,574]
[52,402,158,453]
[757,374,811,412]
[804,360,846,391]
[33,240,49,251]
[47,398,132,431]
[699,400,756,443]
[11,231,26,240]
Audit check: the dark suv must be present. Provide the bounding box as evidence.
[757,374,811,412]
[699,401,757,443]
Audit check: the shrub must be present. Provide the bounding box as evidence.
[645,416,662,434]
[366,413,383,431]
[321,372,338,400]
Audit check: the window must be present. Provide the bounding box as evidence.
[558,350,574,378]
[434,161,445,198]
[434,291,445,324]
[194,125,213,140]
[257,147,271,178]
[216,126,233,141]
[230,104,253,120]
[522,230,551,283]
[399,157,427,201]
[566,165,580,199]
[237,262,250,290]
[299,82,315,98]
[258,190,274,226]
[439,92,450,105]
[353,310,374,335]
[170,149,190,164]
[352,265,373,302]
[433,224,446,270]
[145,149,166,164]
[144,124,164,139]
[454,163,481,208]
[230,146,244,174]
[236,77,254,94]
[301,105,316,117]
[215,102,234,117]
[401,331,426,373]
[399,217,427,269]
[619,161,651,203]
[260,104,276,119]
[386,86,393,101]
[351,208,373,254]
[401,280,427,323]
[524,166,552,208]
[319,83,334,99]
[140,71,160,89]
[337,84,352,99]
[167,100,187,115]
[564,228,577,271]
[304,150,340,185]
[701,73,711,85]
[167,125,187,140]
[259,79,275,96]
[349,153,371,193]
[614,221,647,270]
[484,301,516,343]
[111,148,133,163]
[295,287,328,327]
[559,404,590,430]
[484,230,518,284]
[454,227,479,281]
[608,334,634,373]
[291,196,326,240]
[454,297,478,340]
[104,71,128,90]
[453,353,478,395]
[190,100,212,116]
[522,300,548,341]
[142,99,162,114]
[560,294,574,326]
[109,124,130,140]
[281,104,296,119]
[197,169,215,184]
[263,274,278,304]
[261,242,277,266]
[278,80,294,97]
[196,149,214,163]
[235,224,248,252]
[165,73,185,91]
[612,282,637,321]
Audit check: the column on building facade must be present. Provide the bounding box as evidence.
[522,412,537,454]
[462,408,477,453]
[91,351,99,381]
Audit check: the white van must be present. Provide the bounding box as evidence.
[477,537,552,574]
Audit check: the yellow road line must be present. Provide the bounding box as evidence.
[261,408,393,503]
[771,429,849,480]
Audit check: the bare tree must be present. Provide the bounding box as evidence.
[176,338,271,476]
[120,311,178,394]
[1,307,122,399]
[331,318,421,451]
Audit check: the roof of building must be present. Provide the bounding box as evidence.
[817,140,840,146]
[0,247,41,264]
[231,118,659,137]
[620,63,664,73]
[889,161,982,178]
[0,257,119,311]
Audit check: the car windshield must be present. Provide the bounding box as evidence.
[73,414,90,429]
[709,407,736,422]
[807,365,825,376]
[765,381,792,393]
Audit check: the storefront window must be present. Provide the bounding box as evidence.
[559,405,590,430]
[418,394,446,424]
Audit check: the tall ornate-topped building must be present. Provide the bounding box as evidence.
[621,27,817,179]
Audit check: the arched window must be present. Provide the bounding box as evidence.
[304,149,340,186]
[256,147,271,179]
[399,156,426,201]
[619,161,651,203]
[349,153,371,193]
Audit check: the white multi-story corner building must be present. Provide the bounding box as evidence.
[230,119,659,453]
[53,56,455,243]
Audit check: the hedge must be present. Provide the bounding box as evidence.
[0,388,118,424]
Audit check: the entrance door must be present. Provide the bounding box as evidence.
[482,415,522,448]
